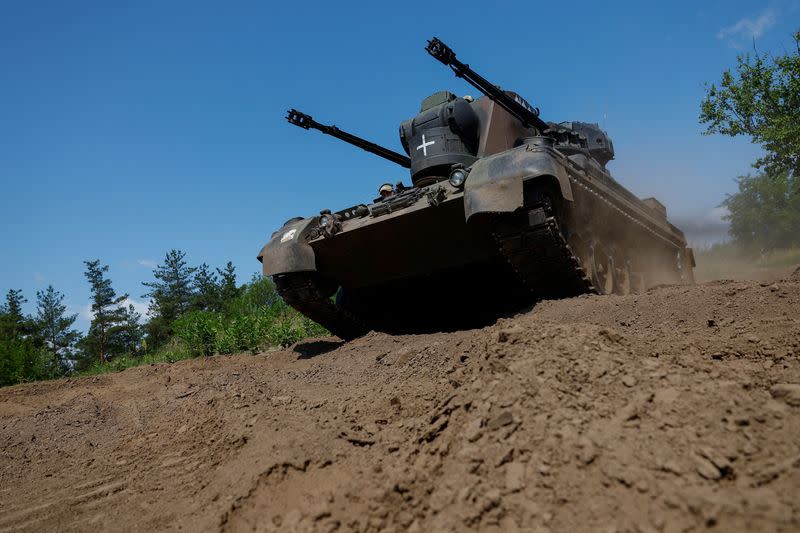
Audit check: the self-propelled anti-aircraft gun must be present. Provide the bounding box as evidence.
[258,38,695,340]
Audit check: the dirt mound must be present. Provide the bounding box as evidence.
[1,276,799,532]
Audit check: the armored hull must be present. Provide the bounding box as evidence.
[259,140,693,339]
[258,38,694,340]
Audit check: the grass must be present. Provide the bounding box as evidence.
[77,338,196,376]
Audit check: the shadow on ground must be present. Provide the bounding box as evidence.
[293,339,344,359]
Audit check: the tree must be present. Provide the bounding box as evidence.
[81,260,128,365]
[700,29,800,178]
[4,289,25,320]
[192,263,220,312]
[117,304,143,355]
[35,285,80,373]
[721,172,800,249]
[217,261,241,309]
[142,250,196,348]
[0,289,29,338]
[0,289,58,386]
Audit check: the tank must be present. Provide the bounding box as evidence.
[258,38,695,340]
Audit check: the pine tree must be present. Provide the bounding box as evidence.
[81,260,128,364]
[4,289,25,319]
[192,263,220,312]
[0,289,58,385]
[142,250,197,348]
[117,304,143,355]
[35,285,80,373]
[217,261,241,309]
[1,289,29,339]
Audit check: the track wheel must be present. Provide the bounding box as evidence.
[590,240,615,295]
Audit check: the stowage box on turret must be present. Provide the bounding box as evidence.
[258,38,695,339]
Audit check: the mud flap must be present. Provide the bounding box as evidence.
[463,145,573,222]
[258,218,318,276]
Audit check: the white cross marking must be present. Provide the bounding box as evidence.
[416,134,435,156]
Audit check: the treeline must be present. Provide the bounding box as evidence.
[0,287,82,385]
[0,250,324,387]
[700,28,799,250]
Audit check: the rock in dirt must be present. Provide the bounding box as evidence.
[487,411,514,430]
[694,454,723,480]
[770,384,800,407]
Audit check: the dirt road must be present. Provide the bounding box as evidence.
[2,271,799,532]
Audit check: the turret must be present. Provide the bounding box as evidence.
[398,91,480,185]
[286,38,617,188]
[424,38,617,169]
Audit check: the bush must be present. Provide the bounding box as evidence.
[300,315,329,338]
[175,311,218,357]
[172,303,323,355]
[267,317,303,348]
[0,339,60,386]
[67,276,330,382]
[79,338,195,376]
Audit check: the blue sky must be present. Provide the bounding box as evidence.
[1,0,797,330]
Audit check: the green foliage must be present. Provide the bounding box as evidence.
[35,285,81,373]
[300,315,329,339]
[175,311,219,356]
[2,259,328,386]
[142,250,197,349]
[192,263,221,312]
[266,316,304,348]
[0,338,60,386]
[1,289,34,338]
[3,289,25,323]
[217,261,242,308]
[173,276,327,357]
[700,29,800,178]
[79,338,195,376]
[0,289,61,386]
[721,172,800,249]
[80,260,129,367]
[117,304,144,355]
[226,274,283,316]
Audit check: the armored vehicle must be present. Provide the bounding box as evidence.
[258,38,695,340]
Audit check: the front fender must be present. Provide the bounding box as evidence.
[464,145,573,221]
[257,218,317,276]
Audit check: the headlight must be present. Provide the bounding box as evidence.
[317,211,341,238]
[449,168,467,188]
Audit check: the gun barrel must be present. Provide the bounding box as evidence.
[425,38,549,133]
[286,109,411,168]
